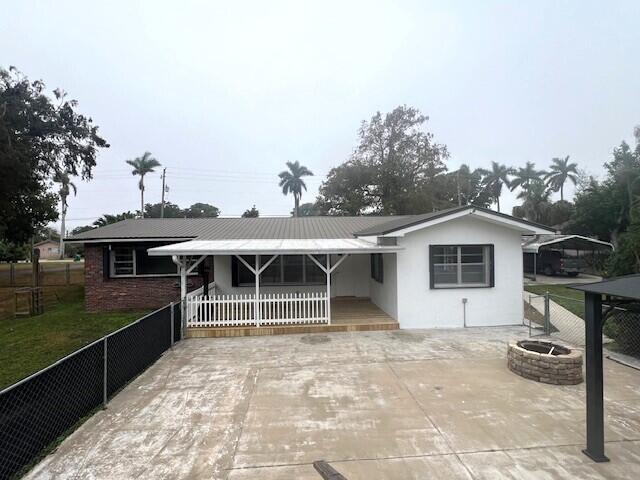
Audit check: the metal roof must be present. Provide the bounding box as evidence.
[570,274,640,300]
[147,238,403,256]
[68,216,410,242]
[522,234,614,254]
[354,205,555,236]
[68,206,553,243]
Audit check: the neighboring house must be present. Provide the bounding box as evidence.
[68,205,553,329]
[34,240,60,260]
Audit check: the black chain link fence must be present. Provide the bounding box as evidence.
[603,305,640,360]
[525,292,640,361]
[0,302,182,480]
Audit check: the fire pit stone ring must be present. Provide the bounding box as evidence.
[508,340,583,385]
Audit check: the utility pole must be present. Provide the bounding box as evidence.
[160,168,167,218]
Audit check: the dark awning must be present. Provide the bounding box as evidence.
[570,274,640,300]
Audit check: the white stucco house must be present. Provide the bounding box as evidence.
[70,205,553,334]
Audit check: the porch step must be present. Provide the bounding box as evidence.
[186,321,399,338]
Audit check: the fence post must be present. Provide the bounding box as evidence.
[170,302,175,347]
[544,291,551,335]
[10,262,15,286]
[103,337,108,408]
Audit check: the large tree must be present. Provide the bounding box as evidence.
[183,203,220,218]
[278,161,313,217]
[569,177,623,242]
[544,156,578,201]
[318,106,449,215]
[126,152,161,217]
[144,202,182,218]
[605,139,640,242]
[242,205,260,218]
[0,67,108,243]
[444,164,493,208]
[478,161,513,212]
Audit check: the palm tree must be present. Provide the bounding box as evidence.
[544,156,578,201]
[53,170,77,259]
[509,162,546,195]
[93,212,136,227]
[478,161,514,212]
[278,161,313,217]
[126,152,161,217]
[516,180,552,223]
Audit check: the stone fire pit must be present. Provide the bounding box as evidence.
[508,340,583,385]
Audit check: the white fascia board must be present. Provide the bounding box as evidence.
[382,209,554,237]
[147,239,403,256]
[470,210,555,234]
[380,209,473,237]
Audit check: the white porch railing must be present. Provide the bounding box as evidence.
[186,291,329,328]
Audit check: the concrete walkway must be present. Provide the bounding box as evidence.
[26,327,640,479]
[524,292,588,346]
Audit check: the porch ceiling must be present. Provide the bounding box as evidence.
[146,238,403,256]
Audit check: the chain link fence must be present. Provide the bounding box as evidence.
[0,302,183,480]
[524,292,640,360]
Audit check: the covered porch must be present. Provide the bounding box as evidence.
[148,238,401,337]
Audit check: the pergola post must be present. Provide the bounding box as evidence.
[583,291,609,462]
[255,254,260,327]
[307,253,349,325]
[236,254,278,327]
[326,254,331,325]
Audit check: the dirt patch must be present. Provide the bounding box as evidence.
[300,335,331,345]
[524,300,545,326]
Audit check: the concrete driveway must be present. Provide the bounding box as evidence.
[26,327,640,479]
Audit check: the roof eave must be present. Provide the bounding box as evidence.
[65,237,196,244]
[356,207,554,237]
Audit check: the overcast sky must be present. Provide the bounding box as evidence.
[3,0,639,231]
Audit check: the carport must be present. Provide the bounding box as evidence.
[570,274,640,462]
[523,234,613,280]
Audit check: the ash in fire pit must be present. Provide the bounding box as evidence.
[508,340,582,385]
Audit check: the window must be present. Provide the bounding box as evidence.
[430,245,493,288]
[234,255,327,286]
[110,246,179,277]
[370,254,384,283]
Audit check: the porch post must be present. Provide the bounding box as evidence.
[326,254,331,324]
[255,254,260,327]
[172,255,188,329]
[180,257,187,303]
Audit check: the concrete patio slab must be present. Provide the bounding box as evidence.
[24,326,640,480]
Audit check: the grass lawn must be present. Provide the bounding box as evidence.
[524,284,585,319]
[0,286,147,390]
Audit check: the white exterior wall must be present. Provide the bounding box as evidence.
[369,253,398,319]
[395,216,524,329]
[212,254,370,298]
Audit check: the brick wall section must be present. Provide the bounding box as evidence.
[85,245,203,312]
